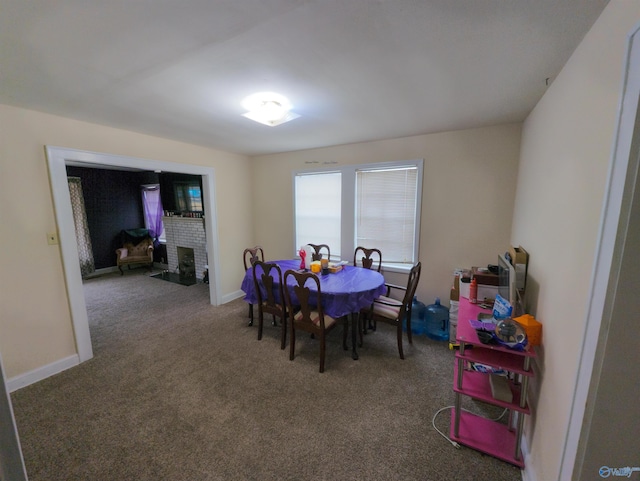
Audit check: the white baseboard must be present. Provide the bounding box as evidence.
[7,354,80,393]
[221,289,246,304]
[520,434,536,481]
[83,266,119,278]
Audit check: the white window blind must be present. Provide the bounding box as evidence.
[356,167,418,263]
[294,172,341,259]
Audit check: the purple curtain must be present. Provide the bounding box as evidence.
[141,185,164,247]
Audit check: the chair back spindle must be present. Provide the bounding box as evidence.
[283,269,343,372]
[243,245,265,326]
[307,244,330,262]
[353,246,382,272]
[252,260,287,348]
[243,246,265,271]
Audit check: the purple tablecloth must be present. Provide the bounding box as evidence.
[241,259,386,318]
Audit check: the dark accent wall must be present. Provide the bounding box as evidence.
[66,168,203,269]
[66,166,147,269]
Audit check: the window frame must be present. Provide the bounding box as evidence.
[174,181,203,213]
[293,171,342,258]
[292,159,423,272]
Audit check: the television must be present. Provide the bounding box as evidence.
[497,253,517,310]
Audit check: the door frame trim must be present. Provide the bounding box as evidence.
[46,146,221,363]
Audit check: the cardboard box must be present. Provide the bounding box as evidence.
[472,267,499,286]
[509,246,529,291]
[489,374,513,403]
[477,284,498,302]
[460,277,470,299]
[450,275,460,301]
[328,263,343,273]
[514,314,541,346]
[449,320,458,343]
[459,277,497,302]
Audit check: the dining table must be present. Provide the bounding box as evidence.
[241,259,386,360]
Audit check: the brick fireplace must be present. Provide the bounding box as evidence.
[163,216,207,280]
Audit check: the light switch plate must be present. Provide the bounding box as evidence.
[47,232,59,245]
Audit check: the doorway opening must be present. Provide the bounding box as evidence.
[46,146,222,364]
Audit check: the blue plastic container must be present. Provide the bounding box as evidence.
[425,297,449,341]
[408,296,426,335]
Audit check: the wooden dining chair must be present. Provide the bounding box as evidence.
[283,269,347,373]
[307,243,330,262]
[243,246,265,326]
[252,260,287,349]
[353,246,383,343]
[367,261,421,359]
[353,246,382,271]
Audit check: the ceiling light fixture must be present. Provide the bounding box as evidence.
[241,92,300,127]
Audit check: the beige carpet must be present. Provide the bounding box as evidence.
[10,268,522,481]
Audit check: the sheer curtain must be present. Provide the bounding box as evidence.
[67,177,95,277]
[141,184,164,246]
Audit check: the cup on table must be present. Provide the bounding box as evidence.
[311,261,321,273]
[321,259,329,275]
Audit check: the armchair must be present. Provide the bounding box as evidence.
[116,236,154,275]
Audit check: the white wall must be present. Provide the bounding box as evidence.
[0,104,252,379]
[250,123,522,306]
[513,3,640,480]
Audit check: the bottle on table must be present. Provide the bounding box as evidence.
[469,278,478,304]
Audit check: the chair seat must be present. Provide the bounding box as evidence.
[372,295,403,320]
[294,310,336,328]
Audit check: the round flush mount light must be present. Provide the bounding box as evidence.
[241,92,300,127]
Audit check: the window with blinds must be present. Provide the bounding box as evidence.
[294,172,342,259]
[356,166,418,263]
[293,159,422,268]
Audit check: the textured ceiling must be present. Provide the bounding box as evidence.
[0,0,609,156]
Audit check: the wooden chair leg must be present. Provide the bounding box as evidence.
[342,318,348,350]
[257,311,264,341]
[248,304,254,326]
[289,326,296,361]
[406,317,413,345]
[397,324,405,360]
[280,313,287,350]
[319,334,326,373]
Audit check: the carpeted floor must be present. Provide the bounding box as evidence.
[10,268,522,481]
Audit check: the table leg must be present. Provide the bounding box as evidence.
[351,312,359,360]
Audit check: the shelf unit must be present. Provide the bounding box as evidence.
[450,298,536,467]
